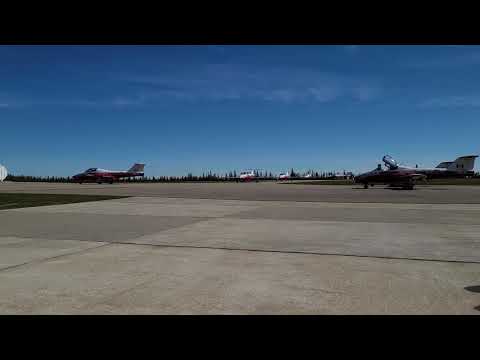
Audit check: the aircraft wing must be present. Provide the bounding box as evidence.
[401,173,427,182]
[413,174,428,182]
[97,174,116,180]
[384,173,427,185]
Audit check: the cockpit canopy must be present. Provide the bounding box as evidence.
[382,155,399,170]
[85,168,97,173]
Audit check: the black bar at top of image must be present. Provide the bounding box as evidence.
[2,7,480,45]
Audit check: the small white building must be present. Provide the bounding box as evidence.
[0,164,8,182]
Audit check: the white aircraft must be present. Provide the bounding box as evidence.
[239,170,257,182]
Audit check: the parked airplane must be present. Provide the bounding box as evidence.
[278,172,291,180]
[72,163,145,184]
[303,171,314,179]
[238,170,258,182]
[355,155,477,189]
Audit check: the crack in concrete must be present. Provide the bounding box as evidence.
[94,240,480,265]
[0,242,112,273]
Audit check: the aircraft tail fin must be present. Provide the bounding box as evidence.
[447,156,478,171]
[128,163,145,173]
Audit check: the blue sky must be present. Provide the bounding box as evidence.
[0,45,479,177]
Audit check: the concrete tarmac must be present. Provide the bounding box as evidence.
[2,181,480,203]
[1,182,480,314]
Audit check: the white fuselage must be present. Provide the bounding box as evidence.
[239,171,256,181]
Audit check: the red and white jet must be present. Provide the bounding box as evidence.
[278,172,291,180]
[72,163,145,184]
[239,170,257,182]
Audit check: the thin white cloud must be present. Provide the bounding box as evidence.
[307,87,341,103]
[110,97,145,106]
[204,45,228,53]
[343,45,360,54]
[420,95,480,108]
[352,85,381,102]
[0,97,147,109]
[405,49,480,69]
[0,64,382,109]
[124,64,381,104]
[262,89,300,103]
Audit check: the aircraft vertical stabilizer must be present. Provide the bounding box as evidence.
[128,163,145,173]
[447,156,478,171]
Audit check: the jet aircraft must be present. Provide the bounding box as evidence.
[72,163,145,184]
[355,155,477,189]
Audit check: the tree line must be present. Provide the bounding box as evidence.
[5,169,479,183]
[4,170,359,183]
